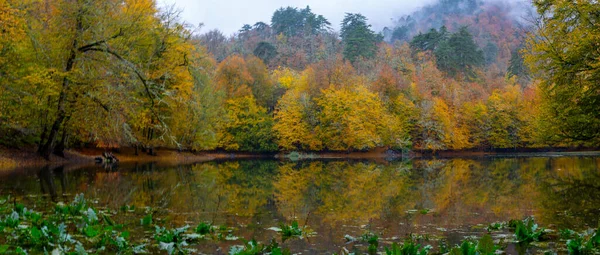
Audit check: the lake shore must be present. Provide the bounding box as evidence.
[0,146,218,172]
[2,145,600,172]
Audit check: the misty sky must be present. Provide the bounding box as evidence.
[161,0,437,36]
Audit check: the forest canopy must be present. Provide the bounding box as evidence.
[0,0,596,156]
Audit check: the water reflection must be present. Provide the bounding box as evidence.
[31,165,72,202]
[0,156,599,252]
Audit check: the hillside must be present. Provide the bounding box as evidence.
[0,0,596,158]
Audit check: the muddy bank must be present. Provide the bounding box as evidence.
[0,146,215,172]
[3,146,600,172]
[275,147,600,160]
[410,146,600,158]
[0,146,93,170]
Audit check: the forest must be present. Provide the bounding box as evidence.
[1,0,599,157]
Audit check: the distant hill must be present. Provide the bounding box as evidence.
[383,0,534,71]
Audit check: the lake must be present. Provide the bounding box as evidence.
[1,155,599,254]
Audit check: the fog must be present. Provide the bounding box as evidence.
[161,0,438,35]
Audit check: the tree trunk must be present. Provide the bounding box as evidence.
[37,124,48,153]
[53,123,68,157]
[39,89,68,159]
[37,96,52,153]
[39,7,82,160]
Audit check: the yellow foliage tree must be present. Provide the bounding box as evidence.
[416,97,469,151]
[486,85,522,148]
[316,85,403,151]
[273,89,322,151]
[486,84,540,149]
[218,96,277,152]
[460,101,490,148]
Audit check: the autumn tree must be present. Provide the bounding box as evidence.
[0,0,217,157]
[479,82,541,149]
[524,0,600,142]
[414,97,470,151]
[215,55,254,98]
[316,85,404,151]
[0,0,24,68]
[460,101,490,148]
[0,0,29,146]
[170,46,222,151]
[245,55,280,110]
[372,65,406,101]
[32,0,174,158]
[0,0,560,154]
[197,29,229,62]
[305,55,357,95]
[273,89,321,151]
[218,96,277,152]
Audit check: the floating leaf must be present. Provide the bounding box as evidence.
[477,234,496,255]
[141,214,152,226]
[159,242,175,255]
[75,243,88,255]
[85,208,98,223]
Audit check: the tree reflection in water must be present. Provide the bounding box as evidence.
[1,156,598,252]
[37,165,68,202]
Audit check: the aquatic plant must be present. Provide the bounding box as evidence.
[140,214,152,226]
[0,194,152,254]
[355,231,380,254]
[214,224,239,241]
[486,222,506,232]
[2,210,20,228]
[367,234,379,254]
[343,231,381,254]
[449,240,477,255]
[476,234,499,255]
[437,239,451,254]
[229,240,264,255]
[509,217,545,243]
[448,234,499,255]
[385,239,432,255]
[54,193,88,217]
[0,192,596,255]
[0,245,27,255]
[154,225,192,255]
[560,229,577,240]
[566,228,600,255]
[228,239,290,255]
[279,221,303,242]
[120,205,136,212]
[195,222,214,235]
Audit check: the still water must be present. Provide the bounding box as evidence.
[1,156,599,253]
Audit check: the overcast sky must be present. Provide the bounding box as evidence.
[160,0,437,36]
